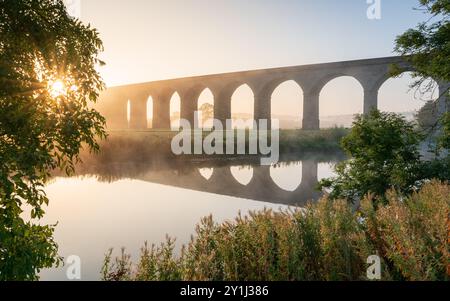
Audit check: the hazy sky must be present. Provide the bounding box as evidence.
[77,0,436,117]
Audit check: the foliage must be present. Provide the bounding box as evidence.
[438,112,450,149]
[416,100,440,132]
[361,180,449,280]
[0,0,106,280]
[394,0,449,154]
[103,201,370,281]
[318,110,423,204]
[199,103,214,127]
[394,0,449,84]
[0,218,60,281]
[278,127,348,154]
[101,181,449,281]
[420,156,450,182]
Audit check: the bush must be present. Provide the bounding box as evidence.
[362,180,449,280]
[319,110,423,205]
[101,181,449,281]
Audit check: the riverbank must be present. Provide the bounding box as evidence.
[87,128,348,163]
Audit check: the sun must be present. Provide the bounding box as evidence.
[49,80,66,98]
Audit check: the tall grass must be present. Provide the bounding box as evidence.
[89,128,348,161]
[278,127,349,153]
[101,180,449,281]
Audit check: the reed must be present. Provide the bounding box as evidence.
[101,180,449,281]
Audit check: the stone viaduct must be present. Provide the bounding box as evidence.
[96,56,449,130]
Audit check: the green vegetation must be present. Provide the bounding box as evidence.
[97,127,348,160]
[394,0,449,90]
[393,0,449,155]
[319,0,450,205]
[277,127,348,153]
[0,0,106,280]
[199,103,214,126]
[101,181,449,281]
[318,110,424,205]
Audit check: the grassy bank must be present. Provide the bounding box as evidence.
[92,128,348,160]
[53,128,347,182]
[101,180,449,281]
[277,128,349,153]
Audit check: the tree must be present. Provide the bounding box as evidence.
[320,0,450,205]
[318,110,422,205]
[394,0,449,154]
[416,100,439,132]
[394,0,449,85]
[0,0,106,280]
[199,103,214,127]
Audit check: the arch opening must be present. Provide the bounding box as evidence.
[231,84,255,129]
[197,88,215,129]
[270,162,302,192]
[147,96,153,129]
[319,76,363,128]
[199,168,214,180]
[126,99,131,129]
[318,162,337,194]
[170,92,181,130]
[378,72,439,120]
[230,166,253,186]
[271,80,303,129]
[318,162,337,181]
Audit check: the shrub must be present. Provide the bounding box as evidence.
[101,181,449,281]
[319,110,423,205]
[362,180,449,280]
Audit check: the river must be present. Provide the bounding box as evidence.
[38,152,343,280]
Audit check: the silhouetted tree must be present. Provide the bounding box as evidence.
[199,103,214,127]
[318,110,423,205]
[393,0,449,154]
[0,0,106,280]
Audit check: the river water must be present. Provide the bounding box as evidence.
[38,153,342,280]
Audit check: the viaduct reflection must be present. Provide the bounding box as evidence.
[75,158,325,206]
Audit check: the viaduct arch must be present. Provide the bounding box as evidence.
[96,56,449,130]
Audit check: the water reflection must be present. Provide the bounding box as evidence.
[40,177,291,281]
[41,151,343,280]
[270,161,302,192]
[230,166,253,186]
[55,155,341,206]
[198,168,214,180]
[318,162,338,180]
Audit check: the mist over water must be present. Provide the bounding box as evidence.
[39,143,343,280]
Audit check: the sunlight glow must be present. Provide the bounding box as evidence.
[49,80,66,98]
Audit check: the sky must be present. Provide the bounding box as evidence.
[75,0,437,118]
